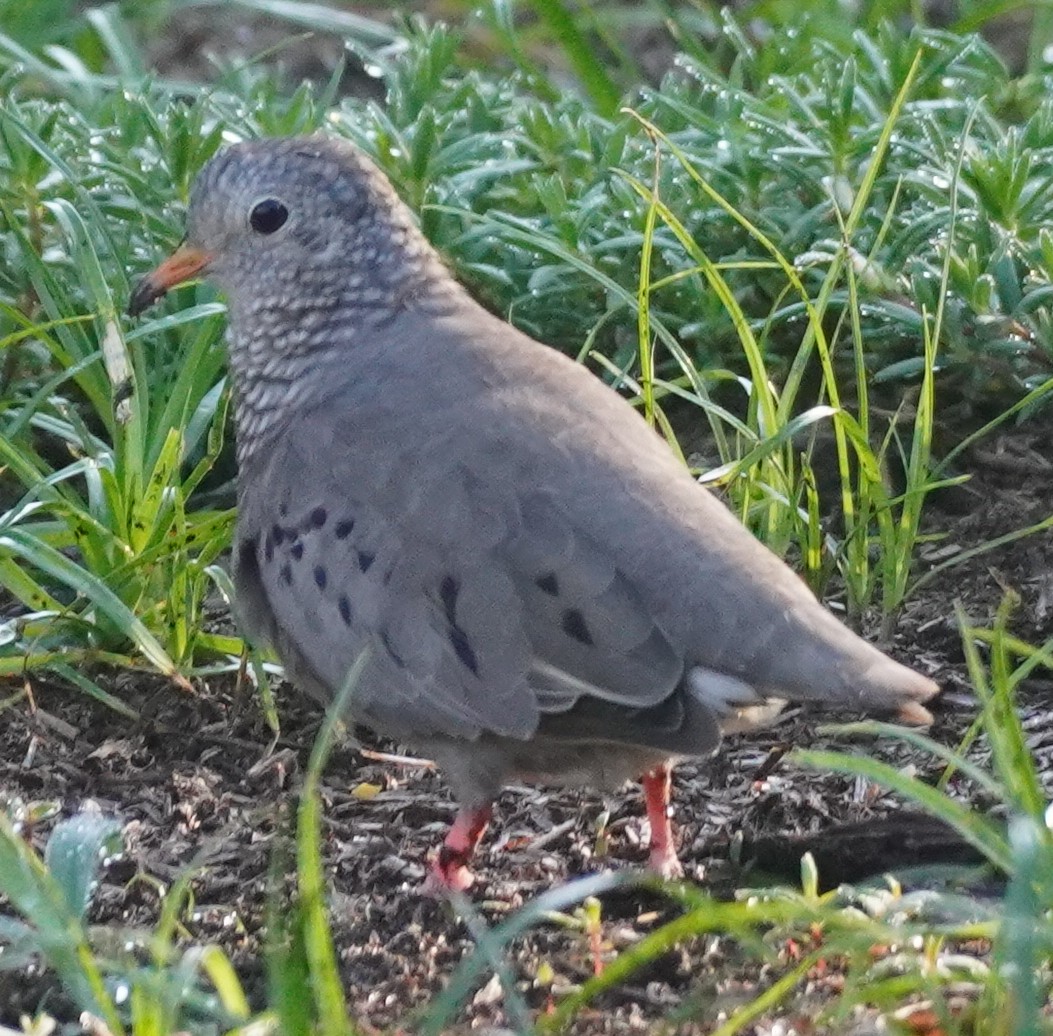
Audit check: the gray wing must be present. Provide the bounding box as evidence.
[232,414,691,746]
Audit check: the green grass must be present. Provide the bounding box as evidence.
[3,1,1053,1033]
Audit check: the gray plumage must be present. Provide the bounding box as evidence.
[130,136,937,883]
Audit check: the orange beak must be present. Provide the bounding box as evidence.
[127,243,214,316]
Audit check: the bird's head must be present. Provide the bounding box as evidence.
[129,136,431,317]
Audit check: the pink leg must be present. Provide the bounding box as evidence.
[643,765,684,879]
[426,803,492,893]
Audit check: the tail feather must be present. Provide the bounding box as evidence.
[688,642,939,727]
[898,698,935,725]
[856,652,939,724]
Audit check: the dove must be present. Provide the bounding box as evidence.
[129,136,937,891]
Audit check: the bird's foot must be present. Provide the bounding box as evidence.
[423,802,492,896]
[642,764,684,880]
[424,852,476,893]
[648,842,684,879]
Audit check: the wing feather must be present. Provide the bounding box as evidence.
[233,413,690,746]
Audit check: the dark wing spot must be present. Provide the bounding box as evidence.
[535,572,559,596]
[271,524,285,546]
[291,541,304,561]
[562,608,593,646]
[264,530,274,563]
[449,626,479,676]
[279,563,292,585]
[380,630,406,668]
[440,575,459,624]
[338,595,353,626]
[239,537,260,575]
[357,550,375,573]
[307,506,327,529]
[335,518,355,539]
[313,565,327,590]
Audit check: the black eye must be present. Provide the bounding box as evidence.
[249,198,288,234]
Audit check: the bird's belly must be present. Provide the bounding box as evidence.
[427,733,675,806]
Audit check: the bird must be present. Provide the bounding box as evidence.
[129,135,938,892]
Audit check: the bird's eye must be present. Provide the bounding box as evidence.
[249,198,289,235]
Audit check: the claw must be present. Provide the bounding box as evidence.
[424,802,492,895]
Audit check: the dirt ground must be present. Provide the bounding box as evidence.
[3,417,1053,1034]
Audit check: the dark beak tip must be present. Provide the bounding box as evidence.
[127,276,164,318]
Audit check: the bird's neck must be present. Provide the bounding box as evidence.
[225,262,463,470]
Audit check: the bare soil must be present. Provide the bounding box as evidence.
[3,422,1053,1034]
